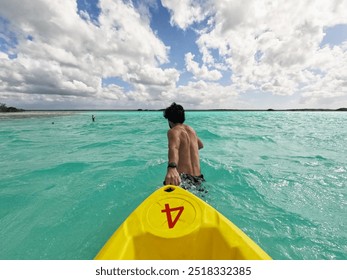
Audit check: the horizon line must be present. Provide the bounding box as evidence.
[14,108,347,112]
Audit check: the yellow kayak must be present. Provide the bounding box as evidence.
[95,185,271,260]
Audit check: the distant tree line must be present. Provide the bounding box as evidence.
[0,103,24,112]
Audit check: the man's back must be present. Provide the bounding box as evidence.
[169,124,201,176]
[163,102,203,186]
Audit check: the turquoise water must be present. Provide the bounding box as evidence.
[0,111,346,260]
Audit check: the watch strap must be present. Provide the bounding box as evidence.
[167,162,177,168]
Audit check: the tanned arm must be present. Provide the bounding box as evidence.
[164,129,181,186]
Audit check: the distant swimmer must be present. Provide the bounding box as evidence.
[92,115,95,122]
[163,102,204,189]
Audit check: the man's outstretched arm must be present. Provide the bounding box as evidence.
[164,130,181,186]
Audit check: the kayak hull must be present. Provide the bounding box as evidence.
[95,185,271,260]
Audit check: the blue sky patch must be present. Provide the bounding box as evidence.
[77,0,101,24]
[0,16,18,56]
[321,24,347,47]
[149,1,200,70]
[102,77,132,92]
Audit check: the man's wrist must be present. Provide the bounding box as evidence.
[167,162,177,168]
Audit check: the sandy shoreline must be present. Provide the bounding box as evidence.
[0,111,77,119]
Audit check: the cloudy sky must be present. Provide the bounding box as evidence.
[1,0,347,109]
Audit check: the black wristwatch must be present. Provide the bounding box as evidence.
[167,162,177,168]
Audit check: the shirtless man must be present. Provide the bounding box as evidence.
[163,103,204,187]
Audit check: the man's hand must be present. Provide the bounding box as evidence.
[164,168,181,186]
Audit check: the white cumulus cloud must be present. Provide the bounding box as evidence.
[161,0,210,30]
[185,52,222,81]
[165,0,347,108]
[1,0,347,109]
[0,0,179,108]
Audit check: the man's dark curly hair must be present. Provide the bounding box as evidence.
[163,102,185,124]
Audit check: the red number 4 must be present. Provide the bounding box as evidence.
[161,203,184,229]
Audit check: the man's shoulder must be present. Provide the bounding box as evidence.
[183,124,196,133]
[167,128,179,137]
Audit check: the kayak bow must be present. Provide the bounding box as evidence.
[95,185,271,260]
